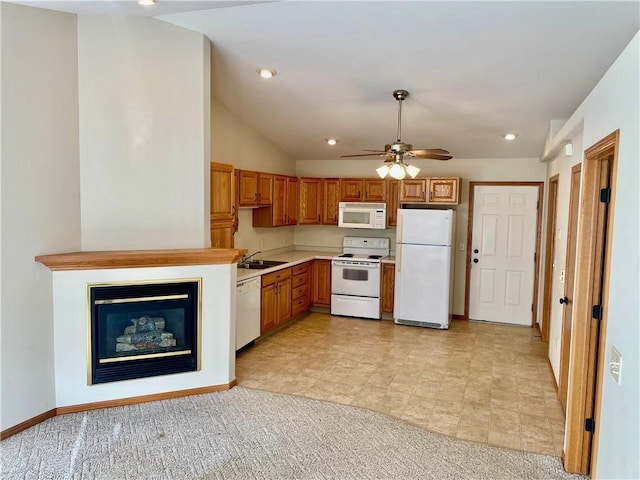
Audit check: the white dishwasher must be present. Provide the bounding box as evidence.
[236,276,261,351]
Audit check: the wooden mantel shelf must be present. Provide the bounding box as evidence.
[35,248,247,271]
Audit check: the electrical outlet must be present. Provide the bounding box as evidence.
[459,243,465,251]
[610,347,622,384]
[258,239,265,250]
[559,269,565,284]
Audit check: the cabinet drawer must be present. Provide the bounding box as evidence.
[292,262,311,276]
[292,272,309,288]
[292,283,310,301]
[262,267,291,286]
[291,297,310,317]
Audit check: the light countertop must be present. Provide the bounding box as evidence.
[236,250,335,281]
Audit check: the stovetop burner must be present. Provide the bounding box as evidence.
[368,255,382,259]
[339,253,354,258]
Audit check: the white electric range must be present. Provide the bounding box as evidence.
[331,236,390,320]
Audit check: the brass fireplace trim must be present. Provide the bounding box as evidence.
[94,294,189,305]
[99,349,192,364]
[86,277,203,385]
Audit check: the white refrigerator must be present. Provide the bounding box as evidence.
[393,208,455,329]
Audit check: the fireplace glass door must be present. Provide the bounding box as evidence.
[89,279,201,385]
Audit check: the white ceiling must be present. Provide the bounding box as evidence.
[12,1,640,161]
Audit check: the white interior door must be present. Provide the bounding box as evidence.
[469,185,539,325]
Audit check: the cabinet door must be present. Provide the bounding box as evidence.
[276,278,292,325]
[272,175,287,226]
[399,179,427,203]
[340,179,363,202]
[387,180,400,227]
[238,170,259,206]
[210,163,235,221]
[381,263,395,313]
[322,179,340,225]
[258,173,273,205]
[286,176,298,225]
[299,178,322,224]
[364,179,386,202]
[210,221,234,249]
[261,283,278,334]
[312,259,331,307]
[427,177,460,204]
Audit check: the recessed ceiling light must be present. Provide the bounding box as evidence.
[257,68,277,79]
[138,0,155,6]
[325,138,338,146]
[503,132,519,141]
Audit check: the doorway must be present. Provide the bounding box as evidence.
[558,164,581,412]
[563,131,618,475]
[541,174,559,342]
[465,182,544,326]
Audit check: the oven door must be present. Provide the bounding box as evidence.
[331,260,381,298]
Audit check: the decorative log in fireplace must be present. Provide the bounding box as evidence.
[88,279,201,385]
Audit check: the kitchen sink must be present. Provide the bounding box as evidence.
[237,260,288,270]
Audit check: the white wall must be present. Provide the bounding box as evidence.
[212,99,297,254]
[77,16,210,250]
[545,32,639,479]
[542,132,583,382]
[296,157,546,315]
[0,3,80,430]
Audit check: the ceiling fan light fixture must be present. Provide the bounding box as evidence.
[376,165,390,179]
[389,162,406,180]
[257,68,277,79]
[405,164,420,178]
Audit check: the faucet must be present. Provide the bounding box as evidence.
[240,251,262,265]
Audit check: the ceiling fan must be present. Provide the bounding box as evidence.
[341,89,452,179]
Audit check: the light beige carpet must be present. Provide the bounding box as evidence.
[1,387,587,479]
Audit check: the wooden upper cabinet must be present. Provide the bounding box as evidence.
[286,176,298,225]
[387,179,400,227]
[258,173,273,205]
[322,178,340,225]
[399,178,427,203]
[299,177,323,225]
[210,162,235,221]
[363,179,386,202]
[238,170,272,207]
[210,162,236,248]
[427,177,460,205]
[340,179,364,202]
[252,175,297,227]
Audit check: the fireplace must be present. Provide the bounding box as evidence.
[88,279,201,385]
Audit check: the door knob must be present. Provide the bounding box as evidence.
[559,296,569,305]
[473,258,479,263]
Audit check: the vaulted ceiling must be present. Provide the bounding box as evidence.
[11,1,640,160]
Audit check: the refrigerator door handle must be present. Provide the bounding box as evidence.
[397,212,403,244]
[396,244,402,272]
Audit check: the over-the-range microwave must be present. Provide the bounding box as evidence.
[338,202,386,229]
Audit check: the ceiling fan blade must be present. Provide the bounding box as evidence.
[340,153,385,158]
[362,149,388,153]
[412,153,453,160]
[410,148,450,155]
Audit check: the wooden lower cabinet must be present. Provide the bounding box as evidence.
[291,261,312,317]
[260,268,292,334]
[312,259,331,307]
[381,263,395,314]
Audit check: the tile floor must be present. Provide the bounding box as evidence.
[236,313,566,457]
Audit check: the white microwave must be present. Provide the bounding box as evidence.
[338,202,386,229]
